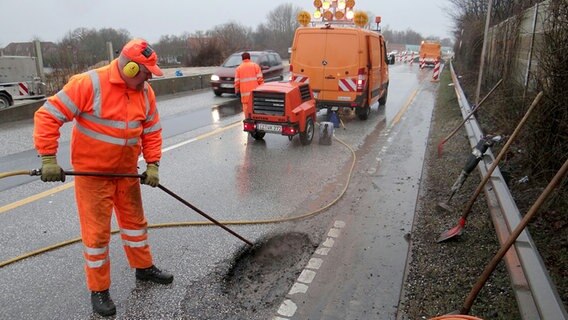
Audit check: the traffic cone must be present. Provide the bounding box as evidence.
[431,58,441,82]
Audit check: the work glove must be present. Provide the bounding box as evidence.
[142,163,159,187]
[40,155,65,182]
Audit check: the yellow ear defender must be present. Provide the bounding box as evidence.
[123,61,140,78]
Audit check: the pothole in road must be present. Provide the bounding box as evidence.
[223,232,317,310]
[181,231,317,319]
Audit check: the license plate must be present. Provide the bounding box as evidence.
[257,123,282,133]
[220,83,234,88]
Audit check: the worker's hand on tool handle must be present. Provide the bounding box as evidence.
[141,162,159,187]
[40,155,66,182]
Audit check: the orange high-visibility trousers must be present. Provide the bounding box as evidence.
[75,176,153,291]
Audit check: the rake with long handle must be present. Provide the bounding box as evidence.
[437,79,503,157]
[460,157,568,315]
[437,91,543,242]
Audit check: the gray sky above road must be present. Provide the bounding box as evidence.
[0,0,454,47]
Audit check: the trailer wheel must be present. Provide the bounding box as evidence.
[299,117,314,145]
[0,93,11,109]
[250,131,266,140]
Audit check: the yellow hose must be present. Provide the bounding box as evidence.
[0,136,355,268]
[0,170,32,180]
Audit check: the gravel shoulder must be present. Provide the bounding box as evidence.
[398,69,521,319]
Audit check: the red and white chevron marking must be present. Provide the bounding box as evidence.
[338,77,356,92]
[18,82,29,96]
[292,75,309,83]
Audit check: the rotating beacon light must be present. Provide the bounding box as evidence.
[297,10,312,27]
[312,0,357,22]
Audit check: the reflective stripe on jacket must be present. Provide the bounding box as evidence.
[33,59,162,172]
[234,59,264,105]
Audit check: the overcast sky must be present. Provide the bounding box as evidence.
[0,0,455,47]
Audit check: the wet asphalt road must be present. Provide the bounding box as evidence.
[0,63,438,319]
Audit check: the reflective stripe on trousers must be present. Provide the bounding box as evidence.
[75,175,153,291]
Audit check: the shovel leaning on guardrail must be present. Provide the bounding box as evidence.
[437,91,543,243]
[437,79,502,158]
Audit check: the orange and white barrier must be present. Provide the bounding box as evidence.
[419,57,425,69]
[409,51,415,65]
[431,58,441,82]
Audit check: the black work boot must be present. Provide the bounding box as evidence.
[90,289,116,317]
[135,265,174,284]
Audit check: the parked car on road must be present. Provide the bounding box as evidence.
[210,51,284,96]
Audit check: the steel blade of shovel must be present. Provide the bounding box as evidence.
[437,217,466,242]
[437,91,543,243]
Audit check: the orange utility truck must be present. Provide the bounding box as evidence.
[290,12,393,120]
[419,40,442,67]
[243,81,317,145]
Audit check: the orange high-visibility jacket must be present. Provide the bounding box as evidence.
[34,59,162,173]
[234,59,264,107]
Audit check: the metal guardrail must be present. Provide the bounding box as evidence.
[0,74,213,125]
[450,61,568,320]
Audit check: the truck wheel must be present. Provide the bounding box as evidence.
[0,93,11,109]
[379,85,389,106]
[356,106,370,120]
[299,117,315,145]
[250,131,266,140]
[213,90,222,97]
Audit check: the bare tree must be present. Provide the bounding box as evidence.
[211,22,253,59]
[189,31,224,66]
[154,34,191,66]
[257,3,301,57]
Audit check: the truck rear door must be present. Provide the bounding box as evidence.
[367,35,382,104]
[321,30,359,101]
[292,30,327,96]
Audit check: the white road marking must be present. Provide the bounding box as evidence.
[277,300,297,317]
[327,228,341,238]
[288,283,309,295]
[306,258,323,270]
[273,220,346,319]
[322,237,335,247]
[298,269,317,284]
[334,221,346,228]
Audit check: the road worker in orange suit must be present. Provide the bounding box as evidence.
[234,52,264,117]
[33,38,173,317]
